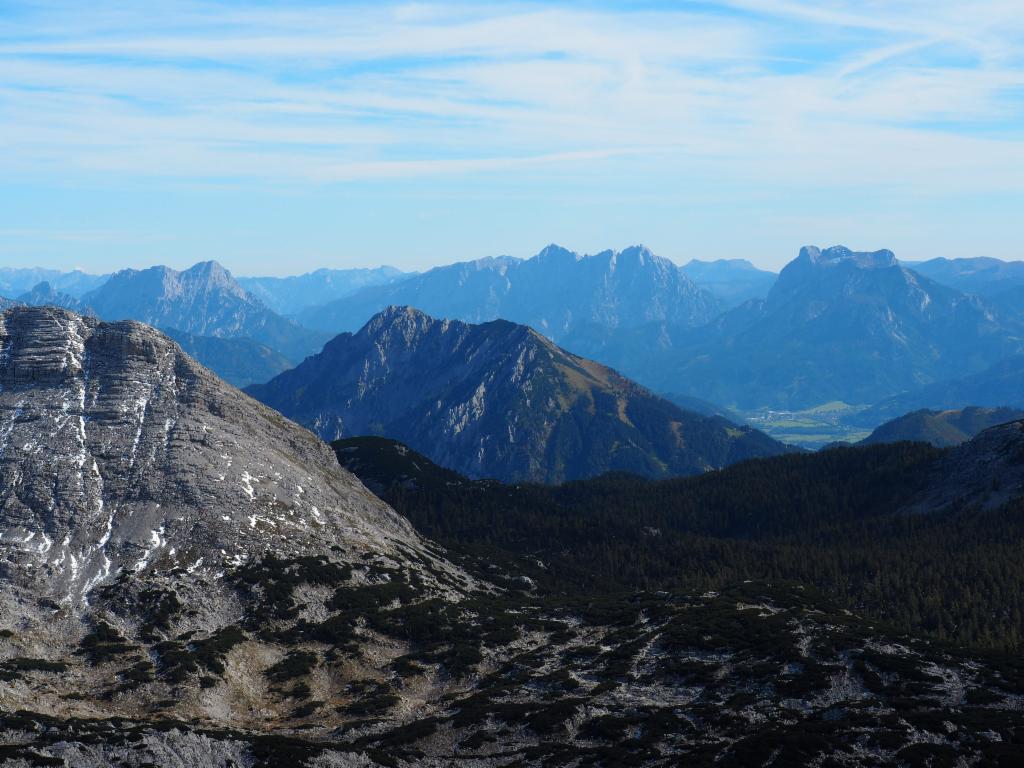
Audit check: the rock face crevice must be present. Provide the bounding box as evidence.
[0,306,421,605]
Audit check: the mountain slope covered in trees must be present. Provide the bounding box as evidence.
[335,423,1024,651]
[860,406,1024,447]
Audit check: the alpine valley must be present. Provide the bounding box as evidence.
[4,241,1024,767]
[8,2,1024,763]
[2,306,1024,767]
[8,244,1024,442]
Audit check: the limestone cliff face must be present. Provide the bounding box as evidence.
[0,306,421,605]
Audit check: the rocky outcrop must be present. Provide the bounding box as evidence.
[0,306,429,607]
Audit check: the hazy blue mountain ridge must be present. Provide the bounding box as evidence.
[612,245,1023,411]
[81,260,330,367]
[681,257,777,307]
[16,281,91,313]
[907,256,1024,298]
[237,265,410,314]
[294,244,722,340]
[0,267,108,298]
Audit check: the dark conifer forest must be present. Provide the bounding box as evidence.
[335,436,1024,653]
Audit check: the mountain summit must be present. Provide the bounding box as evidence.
[247,306,789,483]
[294,244,721,341]
[84,260,271,337]
[81,260,329,379]
[796,244,898,269]
[646,245,1022,409]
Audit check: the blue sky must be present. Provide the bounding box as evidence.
[1,1,1023,275]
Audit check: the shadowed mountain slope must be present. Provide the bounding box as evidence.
[860,406,1024,447]
[248,306,790,483]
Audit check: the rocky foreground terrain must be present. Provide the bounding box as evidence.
[1,307,1023,766]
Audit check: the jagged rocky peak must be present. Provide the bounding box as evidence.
[798,244,898,269]
[178,259,242,293]
[365,303,437,332]
[465,254,521,273]
[771,244,909,303]
[616,243,655,262]
[0,306,429,607]
[363,304,526,347]
[362,304,527,352]
[534,243,579,262]
[538,243,670,270]
[618,244,685,278]
[16,280,87,312]
[91,259,248,307]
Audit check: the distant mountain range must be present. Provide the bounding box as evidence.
[294,244,722,340]
[860,406,1024,447]
[0,267,107,298]
[859,354,1024,424]
[618,245,1023,410]
[905,257,1024,335]
[7,247,1024,423]
[680,258,776,308]
[907,256,1024,298]
[15,281,89,313]
[237,266,410,314]
[248,306,789,483]
[0,264,416,383]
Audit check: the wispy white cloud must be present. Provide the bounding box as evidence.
[0,0,1022,191]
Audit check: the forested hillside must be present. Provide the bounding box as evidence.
[336,435,1024,652]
